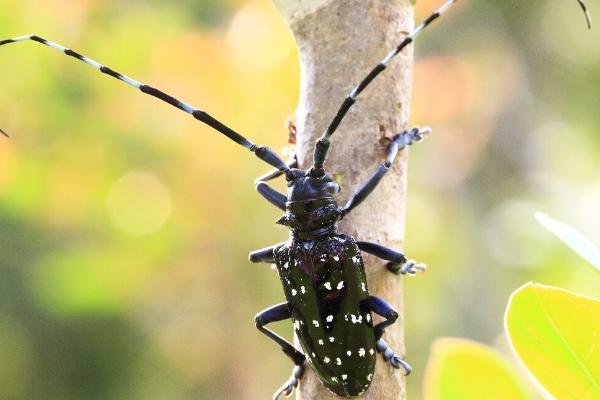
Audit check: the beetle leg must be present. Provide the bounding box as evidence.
[356,241,426,275]
[255,303,306,366]
[377,338,413,376]
[255,182,287,211]
[273,363,306,400]
[367,296,412,375]
[249,244,284,264]
[256,154,298,183]
[255,303,306,399]
[367,296,399,340]
[342,127,431,216]
[253,156,296,211]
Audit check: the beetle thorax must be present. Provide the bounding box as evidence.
[277,168,342,240]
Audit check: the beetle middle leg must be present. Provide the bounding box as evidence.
[357,241,426,275]
[366,296,412,375]
[255,303,306,399]
[248,243,285,264]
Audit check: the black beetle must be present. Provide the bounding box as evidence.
[0,0,592,397]
[250,127,429,398]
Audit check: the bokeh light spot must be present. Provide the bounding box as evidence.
[226,1,294,72]
[107,171,172,236]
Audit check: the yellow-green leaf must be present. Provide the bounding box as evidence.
[423,337,532,400]
[535,212,600,272]
[505,283,600,400]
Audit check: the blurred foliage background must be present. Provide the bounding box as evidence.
[0,0,599,399]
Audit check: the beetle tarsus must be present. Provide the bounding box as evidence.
[390,355,413,375]
[377,339,412,375]
[273,363,305,400]
[388,259,427,275]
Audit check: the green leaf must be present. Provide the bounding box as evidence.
[423,337,532,400]
[505,283,600,400]
[535,212,600,272]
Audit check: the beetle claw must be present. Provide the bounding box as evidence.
[377,339,412,375]
[273,363,305,400]
[390,355,413,375]
[392,260,427,275]
[273,383,294,400]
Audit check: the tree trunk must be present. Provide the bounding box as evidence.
[272,0,415,399]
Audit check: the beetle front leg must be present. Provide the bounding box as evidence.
[342,127,431,215]
[357,241,426,275]
[254,156,297,211]
[255,303,306,399]
[367,296,412,375]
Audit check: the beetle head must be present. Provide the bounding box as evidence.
[285,168,340,202]
[277,169,342,235]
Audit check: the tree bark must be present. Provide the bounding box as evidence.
[272,0,415,399]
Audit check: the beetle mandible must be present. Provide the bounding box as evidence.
[0,0,593,398]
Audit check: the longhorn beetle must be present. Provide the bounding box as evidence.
[0,0,592,398]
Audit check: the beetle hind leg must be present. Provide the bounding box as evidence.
[377,338,413,375]
[255,303,306,399]
[367,296,412,375]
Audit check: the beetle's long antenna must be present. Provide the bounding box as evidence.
[0,35,291,174]
[309,0,459,176]
[0,127,9,138]
[310,0,593,176]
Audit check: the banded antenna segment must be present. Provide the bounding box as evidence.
[0,35,291,174]
[310,0,460,176]
[310,0,593,176]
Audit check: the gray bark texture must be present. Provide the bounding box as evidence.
[272,0,415,399]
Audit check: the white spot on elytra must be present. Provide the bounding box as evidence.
[294,320,300,330]
[283,262,289,269]
[301,286,306,294]
[359,348,366,357]
[361,282,367,292]
[337,281,344,290]
[350,314,362,324]
[336,357,342,365]
[346,350,352,356]
[324,356,330,364]
[312,320,320,327]
[291,289,297,296]
[318,339,324,345]
[367,374,373,381]
[326,315,334,322]
[324,282,332,290]
[312,352,316,357]
[331,377,338,383]
[329,336,335,343]
[352,256,361,263]
[366,314,371,323]
[369,349,375,355]
[333,256,340,261]
[342,374,348,381]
